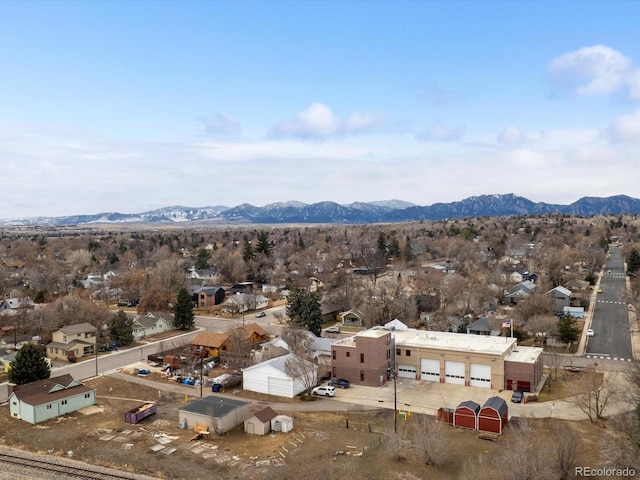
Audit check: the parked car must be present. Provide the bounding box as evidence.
[312,385,336,397]
[326,326,341,334]
[511,391,524,403]
[586,328,595,337]
[328,378,350,389]
[255,311,266,318]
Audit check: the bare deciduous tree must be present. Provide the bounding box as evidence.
[574,364,617,422]
[410,415,449,466]
[553,422,579,480]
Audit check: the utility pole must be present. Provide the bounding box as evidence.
[393,374,397,434]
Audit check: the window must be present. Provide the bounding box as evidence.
[332,350,336,360]
[396,348,401,356]
[386,349,390,360]
[61,400,68,405]
[346,352,350,358]
[406,350,411,357]
[84,393,91,399]
[332,367,336,377]
[360,370,365,381]
[46,404,52,410]
[360,353,364,363]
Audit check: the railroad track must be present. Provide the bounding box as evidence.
[0,448,159,480]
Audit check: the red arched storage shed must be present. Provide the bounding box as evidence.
[478,396,508,435]
[453,400,480,430]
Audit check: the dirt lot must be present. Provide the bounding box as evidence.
[0,372,629,480]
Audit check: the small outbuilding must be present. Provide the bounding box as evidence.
[244,406,278,435]
[478,396,509,435]
[178,396,251,435]
[271,414,294,433]
[453,400,480,430]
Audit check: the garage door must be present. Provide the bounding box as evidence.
[420,358,440,382]
[469,364,491,388]
[267,377,291,397]
[444,361,465,385]
[397,365,417,379]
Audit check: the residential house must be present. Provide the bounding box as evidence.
[466,317,495,336]
[46,323,97,361]
[243,353,318,398]
[8,374,96,424]
[547,285,572,314]
[191,331,230,358]
[132,312,175,340]
[331,329,392,387]
[0,297,35,315]
[222,293,268,313]
[191,286,225,308]
[230,323,269,347]
[503,280,537,305]
[187,266,219,284]
[384,319,408,331]
[339,309,365,328]
[320,300,341,324]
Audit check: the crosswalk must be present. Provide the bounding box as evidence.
[596,300,627,305]
[585,354,633,362]
[602,272,626,278]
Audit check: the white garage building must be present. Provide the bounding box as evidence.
[243,353,317,398]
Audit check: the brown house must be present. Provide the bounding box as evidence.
[330,329,392,387]
[231,323,269,346]
[191,331,230,358]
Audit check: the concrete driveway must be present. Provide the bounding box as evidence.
[328,378,628,421]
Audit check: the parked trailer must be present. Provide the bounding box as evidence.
[124,402,157,424]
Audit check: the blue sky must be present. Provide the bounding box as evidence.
[2,1,640,218]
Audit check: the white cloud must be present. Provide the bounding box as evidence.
[548,45,632,96]
[268,102,384,140]
[609,109,640,143]
[498,125,525,145]
[416,122,463,142]
[198,113,242,137]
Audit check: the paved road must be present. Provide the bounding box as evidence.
[586,246,633,361]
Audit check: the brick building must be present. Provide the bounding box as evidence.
[330,329,392,387]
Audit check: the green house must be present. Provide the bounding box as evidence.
[8,374,96,424]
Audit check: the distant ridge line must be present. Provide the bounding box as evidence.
[2,193,639,226]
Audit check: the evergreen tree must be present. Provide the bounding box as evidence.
[286,288,323,336]
[242,239,255,262]
[256,230,272,257]
[173,287,195,330]
[110,310,134,346]
[195,248,210,269]
[627,248,640,275]
[377,232,387,254]
[557,314,581,346]
[8,343,51,385]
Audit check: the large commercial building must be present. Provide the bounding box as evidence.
[331,328,543,392]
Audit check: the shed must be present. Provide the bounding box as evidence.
[242,353,317,398]
[453,400,480,430]
[271,414,294,433]
[477,396,509,435]
[244,406,278,435]
[178,396,251,435]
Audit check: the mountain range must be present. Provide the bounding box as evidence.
[3,194,640,226]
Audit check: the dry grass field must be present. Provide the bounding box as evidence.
[1,373,631,480]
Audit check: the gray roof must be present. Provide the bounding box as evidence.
[467,317,492,333]
[59,323,97,335]
[481,396,508,416]
[456,400,481,412]
[179,396,250,418]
